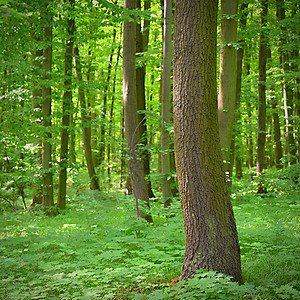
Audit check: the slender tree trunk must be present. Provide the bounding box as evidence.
[41,7,54,206]
[257,0,268,178]
[161,0,173,207]
[173,0,242,283]
[218,0,238,168]
[99,30,116,166]
[57,0,75,209]
[30,29,43,206]
[108,39,121,179]
[233,2,248,180]
[276,0,297,165]
[74,46,100,191]
[243,55,253,169]
[123,0,152,223]
[136,0,155,198]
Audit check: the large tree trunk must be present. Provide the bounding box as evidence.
[218,0,238,168]
[41,6,54,206]
[123,0,152,223]
[161,0,173,207]
[74,46,100,191]
[256,0,268,177]
[57,0,75,209]
[173,0,242,283]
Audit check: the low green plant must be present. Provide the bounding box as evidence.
[0,168,299,299]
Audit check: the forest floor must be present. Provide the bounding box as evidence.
[0,167,299,299]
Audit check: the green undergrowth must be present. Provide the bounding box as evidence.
[0,169,299,299]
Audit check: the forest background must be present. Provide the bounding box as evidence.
[0,0,299,299]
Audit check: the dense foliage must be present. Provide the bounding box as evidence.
[0,0,299,298]
[0,168,299,299]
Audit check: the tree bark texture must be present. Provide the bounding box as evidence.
[161,0,173,207]
[74,46,100,191]
[256,0,268,176]
[218,0,238,166]
[41,8,54,206]
[173,0,242,283]
[58,0,75,209]
[123,0,152,223]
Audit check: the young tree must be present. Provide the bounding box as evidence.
[218,0,238,168]
[123,0,152,223]
[74,46,100,191]
[136,0,155,198]
[57,0,75,209]
[234,2,249,179]
[41,4,54,206]
[173,0,242,283]
[257,0,268,177]
[161,0,173,207]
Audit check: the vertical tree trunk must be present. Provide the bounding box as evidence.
[234,2,249,180]
[74,46,100,191]
[161,0,173,207]
[99,30,116,166]
[136,0,155,198]
[108,39,121,179]
[244,55,253,169]
[218,0,238,167]
[256,0,268,177]
[30,27,43,206]
[123,0,152,223]
[276,0,297,165]
[57,0,75,209]
[173,0,242,283]
[41,6,54,206]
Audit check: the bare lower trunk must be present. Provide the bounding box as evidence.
[173,0,242,283]
[123,0,152,223]
[42,8,54,206]
[74,46,100,191]
[58,0,75,209]
[257,0,268,177]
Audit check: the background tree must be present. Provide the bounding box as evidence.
[41,3,54,207]
[161,0,173,207]
[256,0,268,179]
[57,0,75,209]
[218,0,238,170]
[173,0,242,283]
[123,0,152,223]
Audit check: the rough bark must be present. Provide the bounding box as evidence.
[57,0,75,209]
[74,46,100,191]
[256,0,268,176]
[218,0,238,167]
[161,0,173,207]
[123,0,152,223]
[173,0,242,283]
[41,7,54,206]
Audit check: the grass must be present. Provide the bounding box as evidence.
[0,168,299,299]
